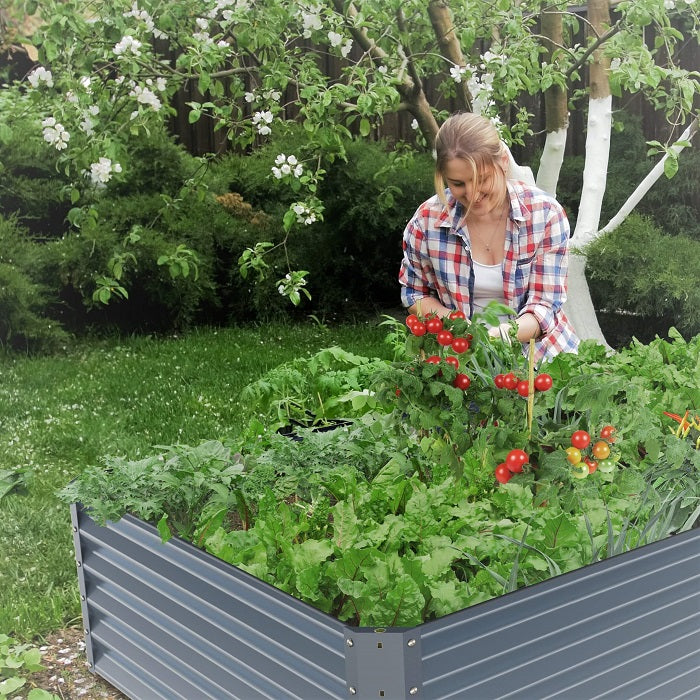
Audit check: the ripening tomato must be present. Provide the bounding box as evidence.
[503,373,518,391]
[451,337,470,353]
[453,373,471,390]
[597,458,615,473]
[411,321,427,336]
[570,430,591,450]
[495,463,513,484]
[445,355,460,369]
[592,441,611,460]
[600,425,617,442]
[437,330,454,346]
[585,457,598,473]
[405,314,420,328]
[571,462,589,479]
[506,449,528,472]
[494,374,506,389]
[448,310,466,320]
[534,373,553,392]
[425,355,441,364]
[516,380,530,397]
[426,317,443,334]
[565,447,582,465]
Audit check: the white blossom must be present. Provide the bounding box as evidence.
[41,118,70,150]
[410,119,419,130]
[664,0,675,8]
[340,40,353,58]
[271,154,303,179]
[114,35,142,56]
[129,85,162,111]
[449,65,467,83]
[378,65,388,75]
[328,31,343,47]
[245,92,255,103]
[27,67,53,88]
[88,157,122,186]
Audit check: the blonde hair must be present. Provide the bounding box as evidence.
[433,113,507,216]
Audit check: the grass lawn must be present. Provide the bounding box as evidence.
[0,320,394,641]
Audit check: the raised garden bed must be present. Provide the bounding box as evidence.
[71,503,700,700]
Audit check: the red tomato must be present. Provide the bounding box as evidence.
[425,355,441,364]
[411,321,427,336]
[502,373,518,391]
[445,355,460,369]
[570,430,591,450]
[494,374,506,389]
[426,317,443,334]
[448,310,466,320]
[453,373,471,390]
[405,314,420,328]
[534,373,553,392]
[506,449,528,472]
[585,457,598,473]
[516,380,530,397]
[436,330,454,346]
[451,337,470,353]
[600,425,617,442]
[565,447,582,465]
[592,441,611,460]
[495,463,513,484]
[395,387,401,396]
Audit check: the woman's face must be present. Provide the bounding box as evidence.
[443,157,506,217]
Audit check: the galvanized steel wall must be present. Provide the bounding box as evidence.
[72,504,700,700]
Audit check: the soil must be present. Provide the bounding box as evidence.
[26,627,127,699]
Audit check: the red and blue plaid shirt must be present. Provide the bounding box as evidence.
[399,181,580,363]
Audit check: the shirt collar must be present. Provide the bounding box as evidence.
[438,182,530,229]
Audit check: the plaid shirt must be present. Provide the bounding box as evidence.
[399,181,580,363]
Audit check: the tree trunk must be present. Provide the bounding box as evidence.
[536,7,569,197]
[572,0,612,245]
[601,117,698,234]
[427,0,472,112]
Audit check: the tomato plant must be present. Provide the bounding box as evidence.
[571,430,591,450]
[565,447,582,464]
[451,337,470,353]
[592,441,611,460]
[453,373,471,390]
[426,317,443,334]
[534,373,553,391]
[494,463,512,484]
[516,380,530,397]
[436,330,454,346]
[505,449,528,472]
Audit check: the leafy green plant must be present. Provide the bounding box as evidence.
[0,634,59,700]
[62,322,700,628]
[239,345,389,432]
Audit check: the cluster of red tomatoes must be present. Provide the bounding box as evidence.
[493,371,553,397]
[494,449,529,484]
[405,312,472,353]
[565,425,617,478]
[405,314,474,391]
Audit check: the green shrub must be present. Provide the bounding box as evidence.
[584,213,700,338]
[206,130,435,318]
[0,216,68,352]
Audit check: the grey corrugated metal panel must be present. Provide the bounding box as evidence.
[419,528,700,699]
[73,505,348,700]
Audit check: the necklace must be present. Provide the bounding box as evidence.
[468,204,507,252]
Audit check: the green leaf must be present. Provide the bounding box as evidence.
[663,153,679,179]
[156,513,172,542]
[359,118,371,137]
[0,677,26,695]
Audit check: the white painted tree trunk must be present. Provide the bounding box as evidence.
[536,128,568,197]
[572,95,613,246]
[601,117,698,234]
[563,253,612,350]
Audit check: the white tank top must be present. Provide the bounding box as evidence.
[472,260,507,315]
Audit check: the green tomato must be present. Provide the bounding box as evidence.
[571,463,589,479]
[597,458,615,473]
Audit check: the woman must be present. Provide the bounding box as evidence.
[398,112,579,363]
